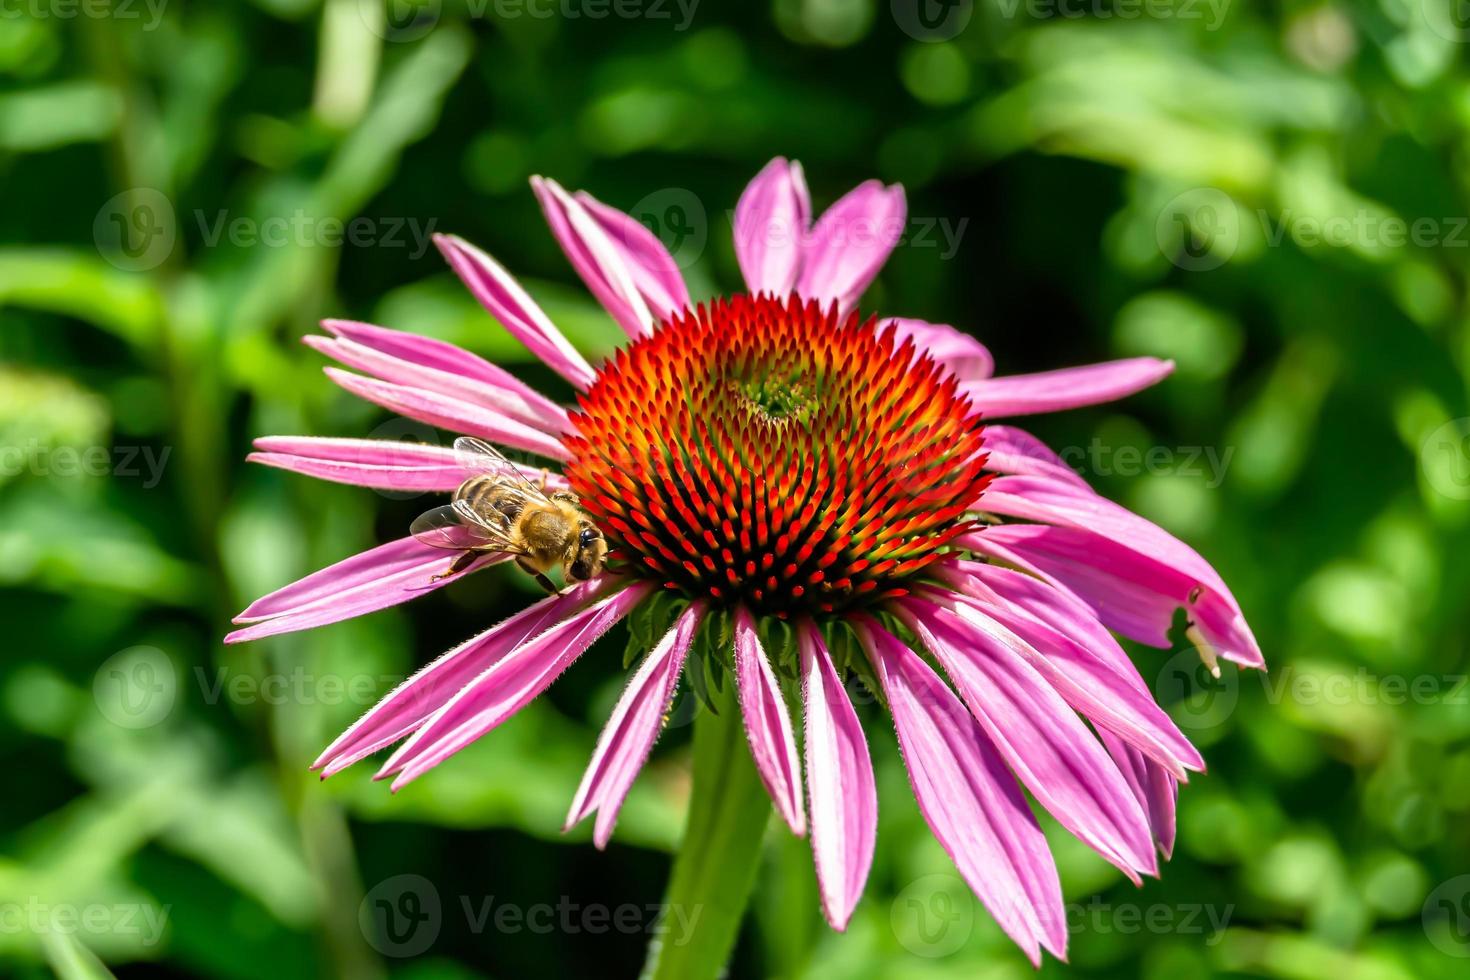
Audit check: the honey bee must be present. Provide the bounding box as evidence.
[411,437,607,593]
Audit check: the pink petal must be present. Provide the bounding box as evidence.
[979,425,1087,487]
[896,597,1158,883]
[924,585,1203,778]
[434,234,598,390]
[322,319,567,425]
[798,620,876,931]
[314,584,608,776]
[379,581,654,789]
[574,191,691,322]
[734,157,811,297]
[324,368,572,462]
[855,615,1066,966]
[533,177,655,339]
[305,333,570,434]
[247,436,568,494]
[226,537,506,642]
[1100,729,1178,859]
[566,601,705,848]
[733,606,806,836]
[975,475,1263,668]
[796,180,906,312]
[886,318,994,380]
[962,358,1174,418]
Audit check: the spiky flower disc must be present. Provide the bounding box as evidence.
[563,294,991,616]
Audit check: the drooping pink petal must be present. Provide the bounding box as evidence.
[978,425,1087,486]
[566,601,705,848]
[227,537,507,642]
[734,157,811,297]
[921,585,1203,778]
[434,233,598,390]
[895,596,1158,883]
[886,318,994,380]
[973,475,1263,668]
[323,368,572,462]
[533,177,655,339]
[573,191,691,322]
[322,319,568,426]
[305,333,571,434]
[247,436,568,494]
[798,620,876,931]
[1100,728,1178,859]
[795,180,905,312]
[733,606,805,836]
[854,615,1066,966]
[961,358,1174,418]
[378,582,654,789]
[314,583,608,776]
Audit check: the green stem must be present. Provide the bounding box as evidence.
[644,681,770,980]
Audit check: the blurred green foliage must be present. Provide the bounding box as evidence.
[1,0,1469,977]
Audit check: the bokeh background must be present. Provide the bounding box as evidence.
[3,0,1470,977]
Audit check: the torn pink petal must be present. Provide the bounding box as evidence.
[323,368,572,462]
[533,177,655,339]
[566,601,705,848]
[798,620,876,931]
[886,318,994,380]
[305,333,571,434]
[434,234,598,390]
[227,537,506,642]
[380,582,654,789]
[733,606,806,836]
[896,597,1158,883]
[796,181,906,312]
[855,615,1066,966]
[574,191,690,322]
[314,585,605,776]
[974,474,1263,668]
[734,157,811,297]
[962,357,1174,418]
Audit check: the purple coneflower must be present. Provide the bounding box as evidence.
[229,159,1262,964]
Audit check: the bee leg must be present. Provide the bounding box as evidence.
[514,556,562,595]
[431,550,479,582]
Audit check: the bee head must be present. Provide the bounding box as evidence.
[567,525,608,582]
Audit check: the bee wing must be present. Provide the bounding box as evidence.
[410,503,518,553]
[453,436,551,501]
